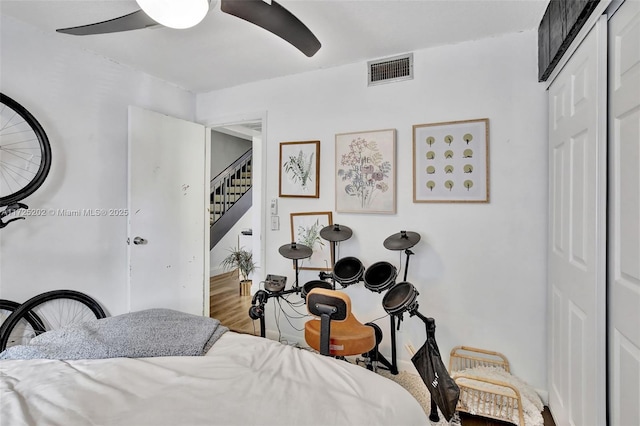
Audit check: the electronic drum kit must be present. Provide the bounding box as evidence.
[318,227,423,320]
[274,228,424,306]
[274,224,425,319]
[244,221,429,374]
[266,224,442,422]
[302,224,423,374]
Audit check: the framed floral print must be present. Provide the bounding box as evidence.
[290,211,333,271]
[335,129,396,214]
[279,141,320,198]
[413,118,489,203]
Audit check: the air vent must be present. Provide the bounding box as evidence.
[368,53,413,86]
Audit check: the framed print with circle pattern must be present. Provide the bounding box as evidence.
[413,118,489,203]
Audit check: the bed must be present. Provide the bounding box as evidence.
[0,309,428,426]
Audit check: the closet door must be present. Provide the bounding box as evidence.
[608,1,640,425]
[547,17,607,426]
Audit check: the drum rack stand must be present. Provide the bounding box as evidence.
[250,255,306,338]
[365,248,416,375]
[249,285,303,338]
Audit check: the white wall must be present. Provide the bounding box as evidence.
[210,208,253,277]
[210,130,252,178]
[0,16,195,316]
[198,30,548,390]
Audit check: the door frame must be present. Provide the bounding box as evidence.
[606,1,640,425]
[204,111,268,302]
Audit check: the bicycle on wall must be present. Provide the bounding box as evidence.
[0,95,109,350]
[0,290,107,351]
[0,92,52,228]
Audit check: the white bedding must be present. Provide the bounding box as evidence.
[0,332,428,426]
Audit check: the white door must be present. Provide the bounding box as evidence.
[128,106,210,316]
[547,17,607,426]
[608,1,640,425]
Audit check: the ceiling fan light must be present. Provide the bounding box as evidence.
[136,0,210,29]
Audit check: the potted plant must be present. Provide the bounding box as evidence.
[221,247,257,296]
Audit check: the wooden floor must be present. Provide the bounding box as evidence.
[209,270,260,336]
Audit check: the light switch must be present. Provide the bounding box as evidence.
[271,216,279,230]
[270,199,278,215]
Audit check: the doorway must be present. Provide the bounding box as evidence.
[207,117,265,334]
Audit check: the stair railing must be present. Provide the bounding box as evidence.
[211,149,252,225]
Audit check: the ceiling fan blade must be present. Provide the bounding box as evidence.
[220,0,321,57]
[56,10,159,36]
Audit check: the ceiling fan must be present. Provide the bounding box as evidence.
[55,0,321,57]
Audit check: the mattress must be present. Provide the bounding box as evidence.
[0,331,428,426]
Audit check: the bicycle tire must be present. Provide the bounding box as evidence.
[0,93,52,206]
[0,298,46,349]
[0,298,20,318]
[0,290,106,351]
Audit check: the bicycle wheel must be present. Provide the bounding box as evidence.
[0,93,52,206]
[0,299,45,349]
[0,290,106,351]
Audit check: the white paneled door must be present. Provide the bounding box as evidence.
[608,1,640,425]
[127,106,210,316]
[548,17,607,426]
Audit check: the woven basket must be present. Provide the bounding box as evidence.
[449,346,525,426]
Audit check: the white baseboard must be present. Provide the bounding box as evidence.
[265,330,303,345]
[536,389,549,405]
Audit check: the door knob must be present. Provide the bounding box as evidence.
[133,237,147,245]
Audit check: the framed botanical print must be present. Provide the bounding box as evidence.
[335,129,396,214]
[279,141,320,198]
[290,211,333,271]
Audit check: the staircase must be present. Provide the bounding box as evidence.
[210,149,252,249]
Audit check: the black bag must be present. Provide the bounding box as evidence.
[411,333,460,421]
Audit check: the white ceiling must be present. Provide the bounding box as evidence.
[0,0,548,93]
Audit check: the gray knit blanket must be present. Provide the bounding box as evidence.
[0,308,228,360]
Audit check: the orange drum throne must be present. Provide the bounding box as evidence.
[305,288,375,357]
